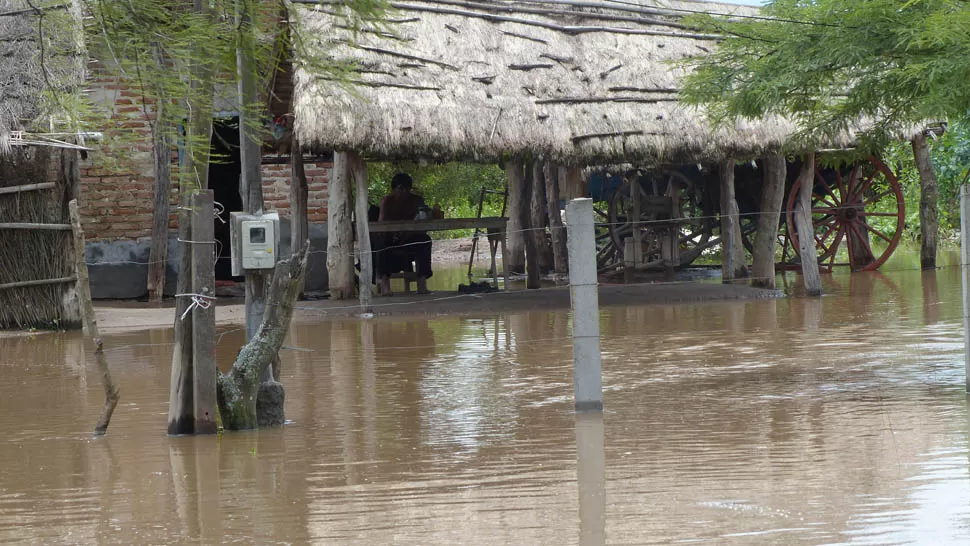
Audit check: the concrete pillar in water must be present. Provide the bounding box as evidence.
[566,198,603,412]
[961,185,970,393]
[575,412,605,545]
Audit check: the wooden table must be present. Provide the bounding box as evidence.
[367,217,510,290]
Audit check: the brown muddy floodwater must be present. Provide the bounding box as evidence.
[3,251,970,544]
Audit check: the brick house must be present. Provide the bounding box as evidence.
[78,61,332,298]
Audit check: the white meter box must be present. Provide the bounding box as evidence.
[230,212,280,276]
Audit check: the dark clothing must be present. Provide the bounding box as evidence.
[375,232,433,279]
[376,191,433,279]
[379,192,424,222]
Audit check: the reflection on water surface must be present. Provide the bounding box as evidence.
[1,251,969,544]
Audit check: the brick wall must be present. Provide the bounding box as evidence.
[79,62,169,241]
[78,65,330,241]
[261,161,331,222]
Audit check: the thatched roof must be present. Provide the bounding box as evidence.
[0,0,84,154]
[289,0,859,166]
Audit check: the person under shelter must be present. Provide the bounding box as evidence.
[376,173,433,295]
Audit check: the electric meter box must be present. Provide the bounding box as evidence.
[229,212,280,276]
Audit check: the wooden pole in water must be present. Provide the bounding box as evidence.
[544,161,568,274]
[751,155,786,290]
[290,138,309,300]
[566,198,603,412]
[524,160,541,289]
[190,190,218,434]
[69,200,120,435]
[914,133,940,270]
[349,152,372,312]
[504,159,527,273]
[961,184,970,393]
[794,152,822,296]
[327,153,355,299]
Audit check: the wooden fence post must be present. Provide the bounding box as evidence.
[191,191,217,434]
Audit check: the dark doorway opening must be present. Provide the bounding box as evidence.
[209,117,243,281]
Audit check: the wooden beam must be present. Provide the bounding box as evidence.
[0,222,71,230]
[0,276,76,291]
[290,138,309,297]
[0,182,55,195]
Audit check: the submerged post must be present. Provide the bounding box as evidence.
[566,198,603,412]
[961,185,970,393]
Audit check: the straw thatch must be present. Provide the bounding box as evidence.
[0,0,84,153]
[0,0,84,329]
[289,0,870,166]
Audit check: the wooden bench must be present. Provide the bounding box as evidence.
[389,271,420,294]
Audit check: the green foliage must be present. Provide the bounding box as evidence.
[367,161,507,238]
[680,0,969,155]
[882,118,970,238]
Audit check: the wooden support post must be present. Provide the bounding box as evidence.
[794,152,822,296]
[630,173,642,267]
[190,191,217,434]
[290,138,309,297]
[327,152,355,299]
[500,229,510,291]
[532,162,553,273]
[719,159,737,283]
[525,161,541,289]
[545,162,568,274]
[504,159,527,273]
[566,198,603,412]
[961,184,970,393]
[147,103,172,303]
[69,200,119,436]
[290,139,309,258]
[751,155,786,290]
[560,165,588,202]
[665,181,681,278]
[623,237,635,283]
[349,152,372,312]
[913,133,940,270]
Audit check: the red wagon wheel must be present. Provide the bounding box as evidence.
[785,156,904,272]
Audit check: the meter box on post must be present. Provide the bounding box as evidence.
[229,212,281,276]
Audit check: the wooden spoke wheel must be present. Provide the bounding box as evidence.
[785,156,904,272]
[608,171,713,268]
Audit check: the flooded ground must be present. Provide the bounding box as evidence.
[2,248,970,544]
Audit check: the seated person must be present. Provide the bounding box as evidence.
[376,173,433,295]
